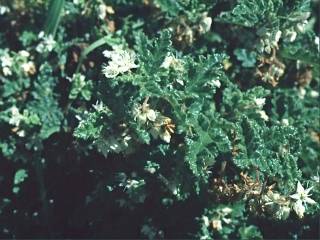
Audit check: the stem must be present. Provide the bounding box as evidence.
[34,154,52,237]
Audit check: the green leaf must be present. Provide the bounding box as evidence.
[14,169,28,185]
[234,48,257,67]
[44,0,65,37]
[217,0,282,28]
[279,31,320,67]
[75,35,121,73]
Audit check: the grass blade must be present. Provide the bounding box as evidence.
[75,35,121,73]
[44,0,65,37]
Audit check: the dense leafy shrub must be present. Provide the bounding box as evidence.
[0,0,319,238]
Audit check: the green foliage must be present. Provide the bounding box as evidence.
[0,0,319,238]
[44,0,65,36]
[13,169,28,194]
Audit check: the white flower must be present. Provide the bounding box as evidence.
[44,35,56,52]
[211,219,222,231]
[281,118,289,126]
[0,5,9,15]
[9,106,24,126]
[21,61,36,75]
[17,130,26,137]
[315,36,319,51]
[254,97,266,108]
[161,55,175,69]
[160,55,182,70]
[222,217,232,224]
[258,110,269,121]
[296,20,308,33]
[202,216,210,227]
[98,4,107,19]
[1,54,13,68]
[150,116,175,143]
[102,48,138,78]
[199,16,212,33]
[290,181,316,218]
[275,30,282,43]
[36,33,56,53]
[19,50,30,58]
[285,30,297,42]
[159,129,172,143]
[140,109,157,123]
[176,79,184,86]
[310,90,319,98]
[276,205,291,220]
[290,182,316,204]
[2,67,12,76]
[133,104,157,124]
[221,207,232,214]
[292,200,305,218]
[210,80,221,88]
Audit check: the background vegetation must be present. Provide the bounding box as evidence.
[0,0,319,238]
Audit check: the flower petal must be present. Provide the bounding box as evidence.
[304,186,313,195]
[296,181,304,194]
[290,193,300,200]
[305,197,316,205]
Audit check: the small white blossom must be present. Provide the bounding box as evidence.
[315,36,319,51]
[202,216,210,227]
[133,104,157,124]
[290,182,316,204]
[221,207,232,214]
[98,4,107,19]
[19,50,30,58]
[211,219,222,231]
[292,200,305,218]
[36,32,57,53]
[1,54,13,68]
[175,79,184,86]
[199,16,212,33]
[150,116,175,143]
[160,55,182,70]
[275,30,282,43]
[285,30,297,42]
[310,90,319,98]
[2,67,12,76]
[9,106,24,127]
[0,5,9,15]
[222,217,232,224]
[211,80,221,88]
[159,129,171,143]
[258,110,269,121]
[17,130,26,137]
[21,61,36,75]
[102,47,138,78]
[296,20,308,33]
[281,118,289,126]
[254,97,266,108]
[290,181,316,218]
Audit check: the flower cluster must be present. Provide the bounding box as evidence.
[102,47,138,78]
[133,101,175,143]
[202,207,233,232]
[36,32,57,53]
[0,52,13,76]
